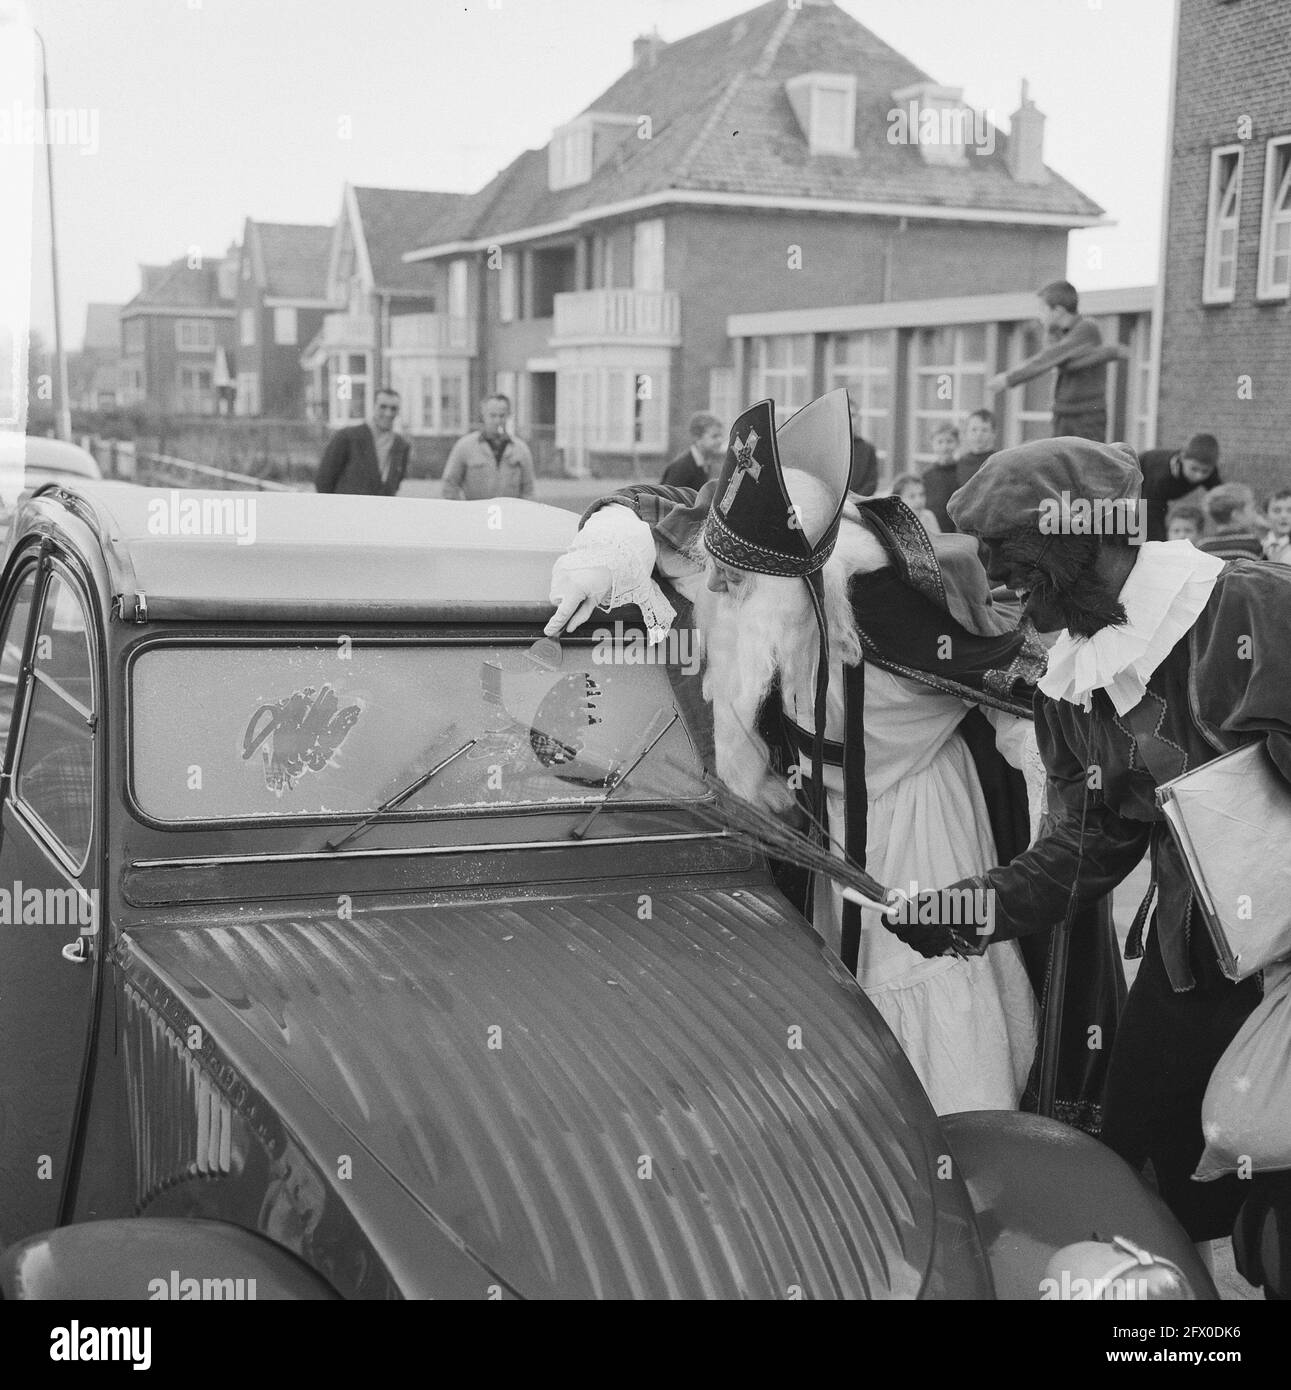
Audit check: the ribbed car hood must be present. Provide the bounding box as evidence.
[126,886,990,1299]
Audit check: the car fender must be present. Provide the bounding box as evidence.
[0,1218,340,1300]
[940,1111,1218,1300]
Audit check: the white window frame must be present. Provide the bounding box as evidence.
[810,78,856,154]
[632,219,666,293]
[272,306,298,345]
[548,120,593,191]
[785,72,857,156]
[240,308,256,346]
[176,364,214,414]
[751,334,812,413]
[825,330,894,474]
[1203,144,1243,305]
[1124,313,1155,452]
[330,351,370,426]
[235,371,260,417]
[708,367,736,427]
[909,323,991,463]
[1257,135,1291,302]
[175,318,214,352]
[448,260,469,322]
[555,363,668,453]
[499,253,518,324]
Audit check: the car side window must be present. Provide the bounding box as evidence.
[13,571,96,867]
[0,568,37,752]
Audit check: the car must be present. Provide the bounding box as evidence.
[0,482,1215,1300]
[0,434,103,549]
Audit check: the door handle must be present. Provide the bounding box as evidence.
[61,938,89,964]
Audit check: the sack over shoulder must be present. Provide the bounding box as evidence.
[1195,964,1291,1181]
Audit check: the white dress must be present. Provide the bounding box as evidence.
[789,661,1040,1116]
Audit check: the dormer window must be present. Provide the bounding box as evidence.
[549,120,594,190]
[785,73,857,156]
[890,82,973,167]
[548,113,638,191]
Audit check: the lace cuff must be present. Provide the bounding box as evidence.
[564,505,676,644]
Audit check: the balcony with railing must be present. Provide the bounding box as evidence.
[552,289,681,346]
[320,312,375,348]
[388,314,477,356]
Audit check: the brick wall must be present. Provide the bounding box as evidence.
[1158,0,1291,500]
[664,207,1068,448]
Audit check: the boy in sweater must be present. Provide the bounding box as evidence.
[987,280,1130,441]
[1198,483,1263,560]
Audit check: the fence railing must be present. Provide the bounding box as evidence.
[92,439,300,491]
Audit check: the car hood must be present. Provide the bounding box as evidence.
[124,886,990,1299]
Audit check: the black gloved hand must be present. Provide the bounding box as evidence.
[881,884,992,960]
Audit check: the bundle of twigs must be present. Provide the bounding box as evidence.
[676,765,896,910]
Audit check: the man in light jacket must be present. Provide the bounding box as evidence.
[441,393,536,501]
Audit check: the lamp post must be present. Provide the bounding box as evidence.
[32,25,72,441]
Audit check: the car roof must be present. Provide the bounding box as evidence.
[24,484,583,624]
[0,434,102,480]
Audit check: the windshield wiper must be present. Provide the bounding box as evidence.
[323,737,477,852]
[569,711,679,840]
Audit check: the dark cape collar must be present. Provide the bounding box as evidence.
[851,497,1047,718]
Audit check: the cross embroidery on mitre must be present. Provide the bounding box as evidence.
[719,429,762,515]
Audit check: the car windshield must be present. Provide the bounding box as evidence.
[130,640,706,824]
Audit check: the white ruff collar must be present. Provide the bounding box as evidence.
[1038,541,1225,715]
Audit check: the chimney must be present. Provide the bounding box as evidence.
[1007,79,1048,184]
[632,30,663,68]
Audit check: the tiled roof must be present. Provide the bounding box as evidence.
[352,186,469,292]
[82,303,121,349]
[412,0,1101,252]
[122,259,231,313]
[251,222,333,298]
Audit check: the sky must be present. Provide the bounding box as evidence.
[10,0,1176,348]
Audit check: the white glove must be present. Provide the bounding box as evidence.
[544,503,676,641]
[546,560,612,636]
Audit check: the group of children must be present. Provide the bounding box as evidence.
[887,415,1291,569]
[1165,485,1291,564]
[891,411,1000,536]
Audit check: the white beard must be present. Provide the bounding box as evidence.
[694,514,884,813]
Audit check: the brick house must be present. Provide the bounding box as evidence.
[231,220,333,418]
[70,303,123,411]
[403,0,1104,478]
[119,256,237,416]
[1155,0,1291,498]
[302,184,468,450]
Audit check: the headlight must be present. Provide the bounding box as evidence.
[1040,1235,1194,1300]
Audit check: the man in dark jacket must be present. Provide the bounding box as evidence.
[1138,433,1222,541]
[316,388,409,496]
[661,412,724,489]
[988,281,1129,441]
[893,437,1291,1254]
